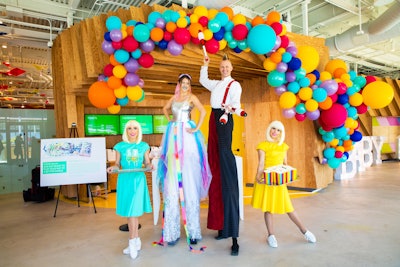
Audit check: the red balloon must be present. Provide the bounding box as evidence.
[280,35,289,48]
[232,24,248,41]
[174,28,191,45]
[295,113,306,122]
[88,81,116,109]
[103,64,114,77]
[205,38,219,54]
[356,103,368,114]
[329,94,338,103]
[138,53,154,68]
[320,103,348,128]
[122,36,139,52]
[365,75,377,85]
[111,41,123,50]
[198,16,209,27]
[164,31,173,41]
[337,82,347,95]
[191,36,200,44]
[270,22,283,35]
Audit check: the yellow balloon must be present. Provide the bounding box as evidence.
[305,99,319,111]
[114,85,127,99]
[178,10,186,18]
[203,29,213,41]
[208,9,219,20]
[362,81,394,109]
[113,65,127,79]
[126,85,143,101]
[194,6,208,18]
[232,14,246,25]
[297,46,320,73]
[298,87,313,101]
[279,92,297,109]
[190,13,199,24]
[349,92,363,107]
[263,58,277,72]
[325,59,348,75]
[319,71,332,82]
[176,17,188,28]
[107,104,121,114]
[219,39,227,50]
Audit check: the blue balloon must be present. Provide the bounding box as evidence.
[337,93,349,105]
[158,40,168,50]
[116,96,129,106]
[114,49,130,64]
[288,57,301,71]
[350,131,362,142]
[233,47,242,53]
[247,24,276,55]
[215,12,229,26]
[104,32,112,42]
[267,70,286,87]
[106,16,122,31]
[213,27,225,41]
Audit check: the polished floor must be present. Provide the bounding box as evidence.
[1,161,399,267]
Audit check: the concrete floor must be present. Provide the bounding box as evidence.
[0,161,399,267]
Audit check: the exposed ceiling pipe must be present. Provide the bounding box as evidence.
[325,0,400,57]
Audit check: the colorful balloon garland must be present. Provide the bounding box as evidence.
[89,6,394,169]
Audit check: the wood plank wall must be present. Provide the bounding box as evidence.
[51,3,400,190]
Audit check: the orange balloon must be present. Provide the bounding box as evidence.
[189,23,204,38]
[107,76,122,89]
[251,16,265,26]
[266,11,280,25]
[126,26,134,36]
[166,21,177,33]
[109,54,119,66]
[107,104,121,114]
[220,6,234,20]
[306,73,316,85]
[269,52,282,64]
[88,81,116,109]
[325,59,348,75]
[333,67,347,79]
[318,96,333,110]
[150,27,164,42]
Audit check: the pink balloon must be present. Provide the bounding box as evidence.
[138,53,154,68]
[295,113,306,122]
[232,24,248,41]
[174,28,191,45]
[320,103,348,128]
[205,38,219,54]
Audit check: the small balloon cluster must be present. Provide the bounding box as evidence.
[88,6,287,113]
[264,13,394,169]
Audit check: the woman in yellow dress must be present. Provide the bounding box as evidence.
[251,120,316,248]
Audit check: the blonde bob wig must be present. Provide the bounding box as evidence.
[266,120,285,145]
[122,120,142,144]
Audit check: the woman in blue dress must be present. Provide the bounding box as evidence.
[107,120,153,260]
[157,73,212,248]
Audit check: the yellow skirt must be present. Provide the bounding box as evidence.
[251,182,294,214]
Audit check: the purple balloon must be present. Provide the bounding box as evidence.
[282,108,296,119]
[155,17,166,29]
[167,40,183,56]
[321,80,338,96]
[101,40,115,55]
[138,79,145,87]
[109,29,123,42]
[97,74,106,81]
[286,45,298,56]
[274,85,287,95]
[276,62,288,73]
[124,58,139,73]
[140,39,155,53]
[272,35,281,51]
[124,73,140,86]
[285,71,296,82]
[306,109,321,120]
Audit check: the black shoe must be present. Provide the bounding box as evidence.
[119,223,141,232]
[215,230,226,240]
[231,244,239,256]
[190,238,197,245]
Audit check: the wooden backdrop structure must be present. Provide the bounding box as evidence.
[51,3,400,194]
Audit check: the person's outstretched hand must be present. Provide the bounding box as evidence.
[203,55,209,66]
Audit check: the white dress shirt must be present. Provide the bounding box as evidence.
[199,66,242,110]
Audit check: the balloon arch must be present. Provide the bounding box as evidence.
[88,6,394,169]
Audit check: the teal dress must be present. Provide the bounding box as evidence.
[114,141,152,217]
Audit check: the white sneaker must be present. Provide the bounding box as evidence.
[123,237,141,255]
[304,230,316,243]
[267,235,278,248]
[129,239,138,259]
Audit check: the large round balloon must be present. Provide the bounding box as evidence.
[362,81,394,109]
[320,103,348,128]
[88,81,116,109]
[247,24,276,55]
[296,46,319,73]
